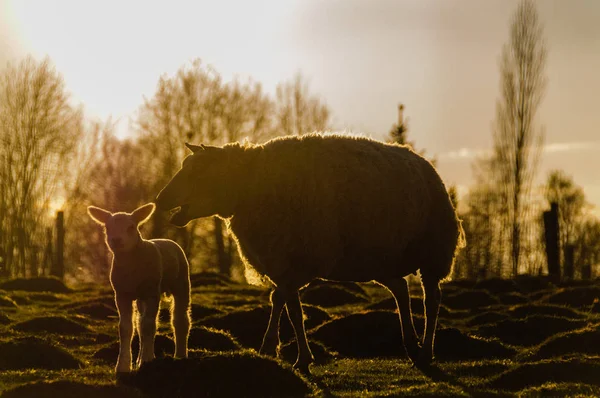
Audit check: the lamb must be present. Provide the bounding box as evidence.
[155,133,465,373]
[87,203,191,374]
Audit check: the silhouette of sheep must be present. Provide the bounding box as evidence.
[87,203,191,374]
[155,133,465,373]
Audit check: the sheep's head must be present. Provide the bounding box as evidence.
[155,143,232,227]
[87,203,155,253]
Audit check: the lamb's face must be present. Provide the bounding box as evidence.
[102,214,141,253]
[87,203,155,254]
[156,144,226,227]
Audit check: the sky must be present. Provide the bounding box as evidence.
[1,0,599,214]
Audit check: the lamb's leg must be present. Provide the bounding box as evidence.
[420,277,441,364]
[137,296,160,368]
[282,289,314,374]
[379,278,420,363]
[172,292,191,358]
[115,295,134,374]
[259,288,285,357]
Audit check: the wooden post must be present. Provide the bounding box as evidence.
[543,202,561,283]
[51,211,65,280]
[563,244,575,280]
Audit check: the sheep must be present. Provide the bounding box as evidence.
[155,133,465,374]
[87,203,191,374]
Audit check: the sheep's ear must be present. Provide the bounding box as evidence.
[132,203,155,225]
[87,206,112,225]
[185,142,204,153]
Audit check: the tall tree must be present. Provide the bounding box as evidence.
[493,0,547,277]
[0,56,83,278]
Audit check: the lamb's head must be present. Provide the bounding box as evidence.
[87,203,155,253]
[155,143,234,227]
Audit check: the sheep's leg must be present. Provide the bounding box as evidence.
[137,296,160,368]
[420,277,441,364]
[259,288,285,356]
[172,292,191,358]
[283,289,314,374]
[379,278,420,363]
[115,295,134,374]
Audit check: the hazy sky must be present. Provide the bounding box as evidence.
[2,0,600,213]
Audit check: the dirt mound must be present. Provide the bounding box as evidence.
[197,304,330,349]
[513,275,556,293]
[0,313,11,325]
[591,299,600,314]
[12,316,91,335]
[190,271,233,288]
[0,294,17,308]
[279,340,338,365]
[305,279,369,297]
[487,358,600,391]
[188,326,241,352]
[507,303,587,319]
[309,310,423,358]
[301,284,369,307]
[465,311,510,327]
[73,303,118,320]
[497,292,529,305]
[0,277,71,293]
[443,290,501,310]
[27,292,65,302]
[159,303,222,324]
[546,286,600,307]
[364,296,452,318]
[434,327,517,360]
[476,315,588,346]
[1,380,143,398]
[128,352,313,398]
[473,278,520,294]
[517,382,600,397]
[530,324,600,359]
[444,279,477,290]
[0,337,81,370]
[92,334,175,364]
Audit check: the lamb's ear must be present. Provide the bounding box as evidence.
[185,142,204,153]
[87,206,112,225]
[132,203,156,225]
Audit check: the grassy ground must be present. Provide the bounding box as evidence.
[0,275,599,397]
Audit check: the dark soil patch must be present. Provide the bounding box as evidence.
[497,292,529,305]
[507,303,587,319]
[304,279,369,298]
[128,352,313,398]
[0,336,82,370]
[443,290,501,310]
[444,279,477,290]
[1,380,143,398]
[197,304,330,349]
[12,316,91,335]
[473,278,520,294]
[309,310,423,358]
[364,296,452,318]
[301,284,369,307]
[0,277,71,293]
[93,334,175,364]
[0,313,11,324]
[434,327,517,360]
[476,315,588,346]
[73,303,118,320]
[546,286,600,307]
[279,340,338,365]
[465,311,510,327]
[530,324,600,359]
[591,299,600,314]
[27,292,65,302]
[487,358,600,391]
[61,295,116,310]
[188,326,242,352]
[159,303,223,323]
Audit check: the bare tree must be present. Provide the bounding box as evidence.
[275,73,331,135]
[0,56,83,278]
[493,0,547,277]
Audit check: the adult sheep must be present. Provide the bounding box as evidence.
[155,133,465,373]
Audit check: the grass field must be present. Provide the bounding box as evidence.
[0,274,599,397]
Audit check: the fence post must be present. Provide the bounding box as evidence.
[543,202,561,283]
[51,211,65,280]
